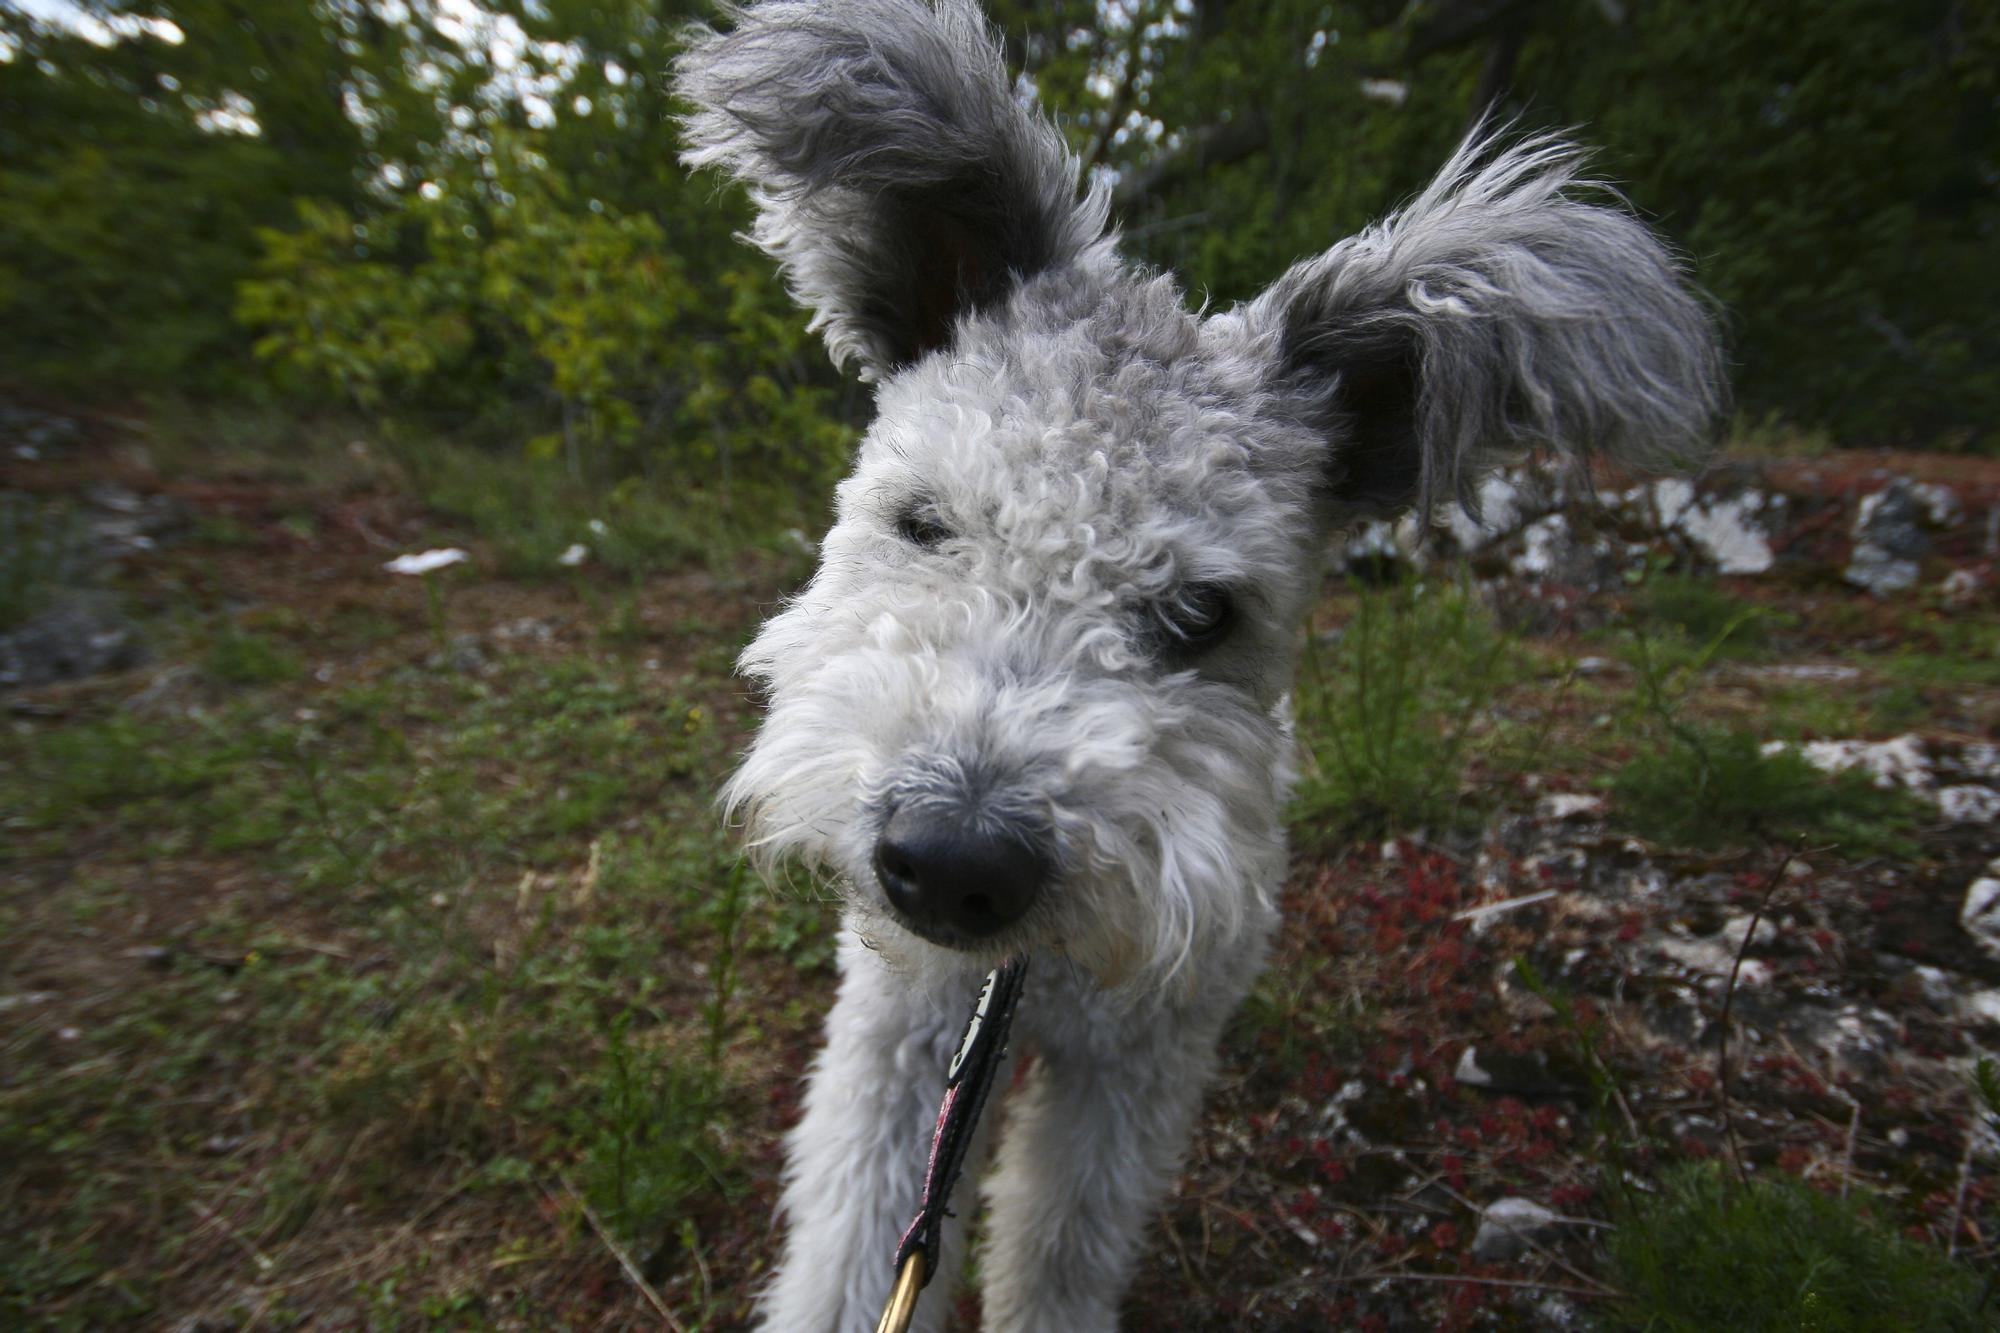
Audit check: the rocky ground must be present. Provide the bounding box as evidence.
[3,404,1997,1329]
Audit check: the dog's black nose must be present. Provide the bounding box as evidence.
[873,808,1045,941]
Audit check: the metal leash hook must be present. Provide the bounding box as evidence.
[874,958,1029,1333]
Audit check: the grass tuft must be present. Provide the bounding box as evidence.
[0,494,89,632]
[1605,1162,1992,1332]
[204,619,302,685]
[1635,572,1774,659]
[1610,725,1918,852]
[1291,579,1522,838]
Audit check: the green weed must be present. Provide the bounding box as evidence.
[203,619,301,684]
[0,494,88,631]
[1604,1162,1991,1332]
[1759,682,1874,740]
[16,714,224,820]
[1634,572,1776,659]
[1610,628,1919,852]
[1611,725,1917,852]
[571,1013,726,1251]
[1291,579,1523,838]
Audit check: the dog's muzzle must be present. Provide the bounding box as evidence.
[872,805,1046,945]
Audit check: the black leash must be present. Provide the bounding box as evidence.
[875,957,1028,1333]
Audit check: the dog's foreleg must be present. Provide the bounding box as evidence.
[977,1006,1227,1333]
[755,934,986,1333]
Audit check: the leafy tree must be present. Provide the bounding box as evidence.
[3,0,1994,451]
[1001,0,2000,447]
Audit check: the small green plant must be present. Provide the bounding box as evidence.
[1291,579,1520,838]
[1611,628,1918,851]
[0,495,87,631]
[1604,1162,1991,1332]
[203,620,300,685]
[1635,572,1773,659]
[702,858,753,1066]
[572,1013,724,1251]
[1611,726,1916,852]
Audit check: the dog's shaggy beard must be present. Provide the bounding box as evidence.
[722,623,1290,997]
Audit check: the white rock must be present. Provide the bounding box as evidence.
[1938,785,2000,824]
[1652,477,1696,528]
[1960,989,2000,1025]
[1750,664,1861,683]
[1445,472,1528,551]
[1965,743,2000,780]
[1963,868,2000,960]
[1845,543,1922,595]
[1512,513,1569,578]
[1472,1197,1561,1262]
[1909,481,1963,527]
[1719,914,1779,950]
[1765,735,1933,791]
[1939,568,1982,611]
[1911,965,1955,1007]
[1678,492,1776,574]
[1539,793,1606,821]
[1455,1046,1494,1087]
[384,547,469,576]
[1342,519,1405,570]
[1653,933,1770,986]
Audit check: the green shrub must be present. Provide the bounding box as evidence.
[1635,573,1773,659]
[0,495,87,632]
[1604,1163,1991,1332]
[1291,580,1521,837]
[203,620,300,685]
[1611,725,1916,853]
[570,1014,726,1250]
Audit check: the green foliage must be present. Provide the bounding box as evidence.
[1011,0,1998,447]
[7,0,1992,446]
[0,2,411,389]
[1526,0,2000,446]
[1610,623,1920,851]
[234,198,479,408]
[1635,573,1772,659]
[1604,1163,1991,1332]
[1611,721,1916,854]
[570,1013,724,1248]
[1291,580,1521,837]
[203,619,301,685]
[0,495,87,632]
[236,132,852,489]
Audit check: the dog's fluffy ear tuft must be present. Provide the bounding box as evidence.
[1245,128,1725,521]
[674,0,1109,381]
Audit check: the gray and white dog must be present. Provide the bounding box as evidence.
[676,2,1721,1328]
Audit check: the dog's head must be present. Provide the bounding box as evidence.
[676,0,1722,990]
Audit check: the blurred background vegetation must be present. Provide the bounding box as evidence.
[2,0,1996,485]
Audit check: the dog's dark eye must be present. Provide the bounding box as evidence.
[896,506,952,549]
[1154,583,1236,653]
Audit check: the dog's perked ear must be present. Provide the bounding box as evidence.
[673,0,1109,381]
[1241,129,1725,522]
